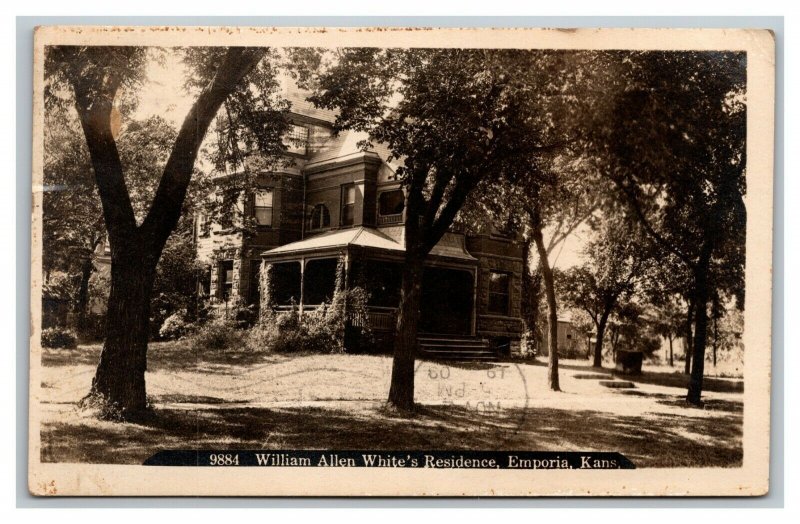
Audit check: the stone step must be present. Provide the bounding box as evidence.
[574,373,613,380]
[418,335,496,361]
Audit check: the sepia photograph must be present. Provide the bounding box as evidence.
[27,26,775,496]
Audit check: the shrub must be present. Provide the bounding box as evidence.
[41,327,77,349]
[249,287,373,354]
[188,319,243,352]
[247,306,303,353]
[159,310,193,341]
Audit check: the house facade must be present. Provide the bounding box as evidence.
[195,90,526,357]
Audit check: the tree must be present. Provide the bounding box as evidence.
[45,46,271,417]
[42,113,105,326]
[648,296,686,367]
[463,51,619,389]
[306,49,553,408]
[595,51,746,404]
[559,218,650,367]
[43,106,180,332]
[454,174,597,371]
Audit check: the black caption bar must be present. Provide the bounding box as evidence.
[143,450,634,469]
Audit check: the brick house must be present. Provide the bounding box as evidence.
[195,88,526,358]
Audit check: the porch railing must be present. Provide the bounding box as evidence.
[377,213,403,225]
[354,306,397,332]
[270,304,397,332]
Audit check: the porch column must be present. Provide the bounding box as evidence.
[344,251,350,289]
[299,256,306,316]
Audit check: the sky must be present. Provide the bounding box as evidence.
[131,49,587,270]
[133,50,192,128]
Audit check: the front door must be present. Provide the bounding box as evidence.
[420,267,474,335]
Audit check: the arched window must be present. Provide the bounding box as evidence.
[309,204,331,230]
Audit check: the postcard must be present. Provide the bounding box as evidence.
[29,25,774,496]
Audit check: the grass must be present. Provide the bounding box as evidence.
[39,342,744,468]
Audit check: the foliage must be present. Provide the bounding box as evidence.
[45,45,275,415]
[301,48,596,404]
[158,310,193,341]
[258,262,275,323]
[249,286,372,354]
[605,301,657,356]
[187,318,244,352]
[87,270,111,312]
[41,327,78,349]
[78,313,106,342]
[42,95,188,334]
[590,51,746,402]
[150,223,202,336]
[648,296,686,344]
[560,219,651,327]
[556,219,651,367]
[42,272,78,304]
[182,47,291,235]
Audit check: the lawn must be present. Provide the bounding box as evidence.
[38,343,744,468]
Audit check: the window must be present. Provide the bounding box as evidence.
[283,124,309,155]
[254,189,273,227]
[308,203,331,230]
[488,271,510,315]
[341,185,356,226]
[378,189,405,216]
[219,260,234,301]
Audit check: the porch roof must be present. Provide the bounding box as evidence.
[261,226,477,262]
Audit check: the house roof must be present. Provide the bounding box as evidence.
[262,226,477,263]
[306,130,402,173]
[280,75,338,124]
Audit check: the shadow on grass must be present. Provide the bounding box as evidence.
[42,400,742,468]
[614,389,744,413]
[610,369,744,394]
[417,359,500,371]
[528,359,743,394]
[41,343,284,374]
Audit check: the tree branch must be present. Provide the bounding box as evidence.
[72,69,137,245]
[139,47,267,255]
[611,176,697,270]
[422,174,478,254]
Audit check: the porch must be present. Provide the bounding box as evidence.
[261,227,483,340]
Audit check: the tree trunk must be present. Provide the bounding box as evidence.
[686,247,713,406]
[520,236,536,354]
[75,255,95,330]
[387,254,424,410]
[712,313,719,367]
[684,300,694,375]
[593,309,611,368]
[668,335,674,367]
[69,47,267,421]
[86,250,157,417]
[531,217,559,391]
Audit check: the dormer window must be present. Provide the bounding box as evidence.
[309,203,331,230]
[284,124,309,155]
